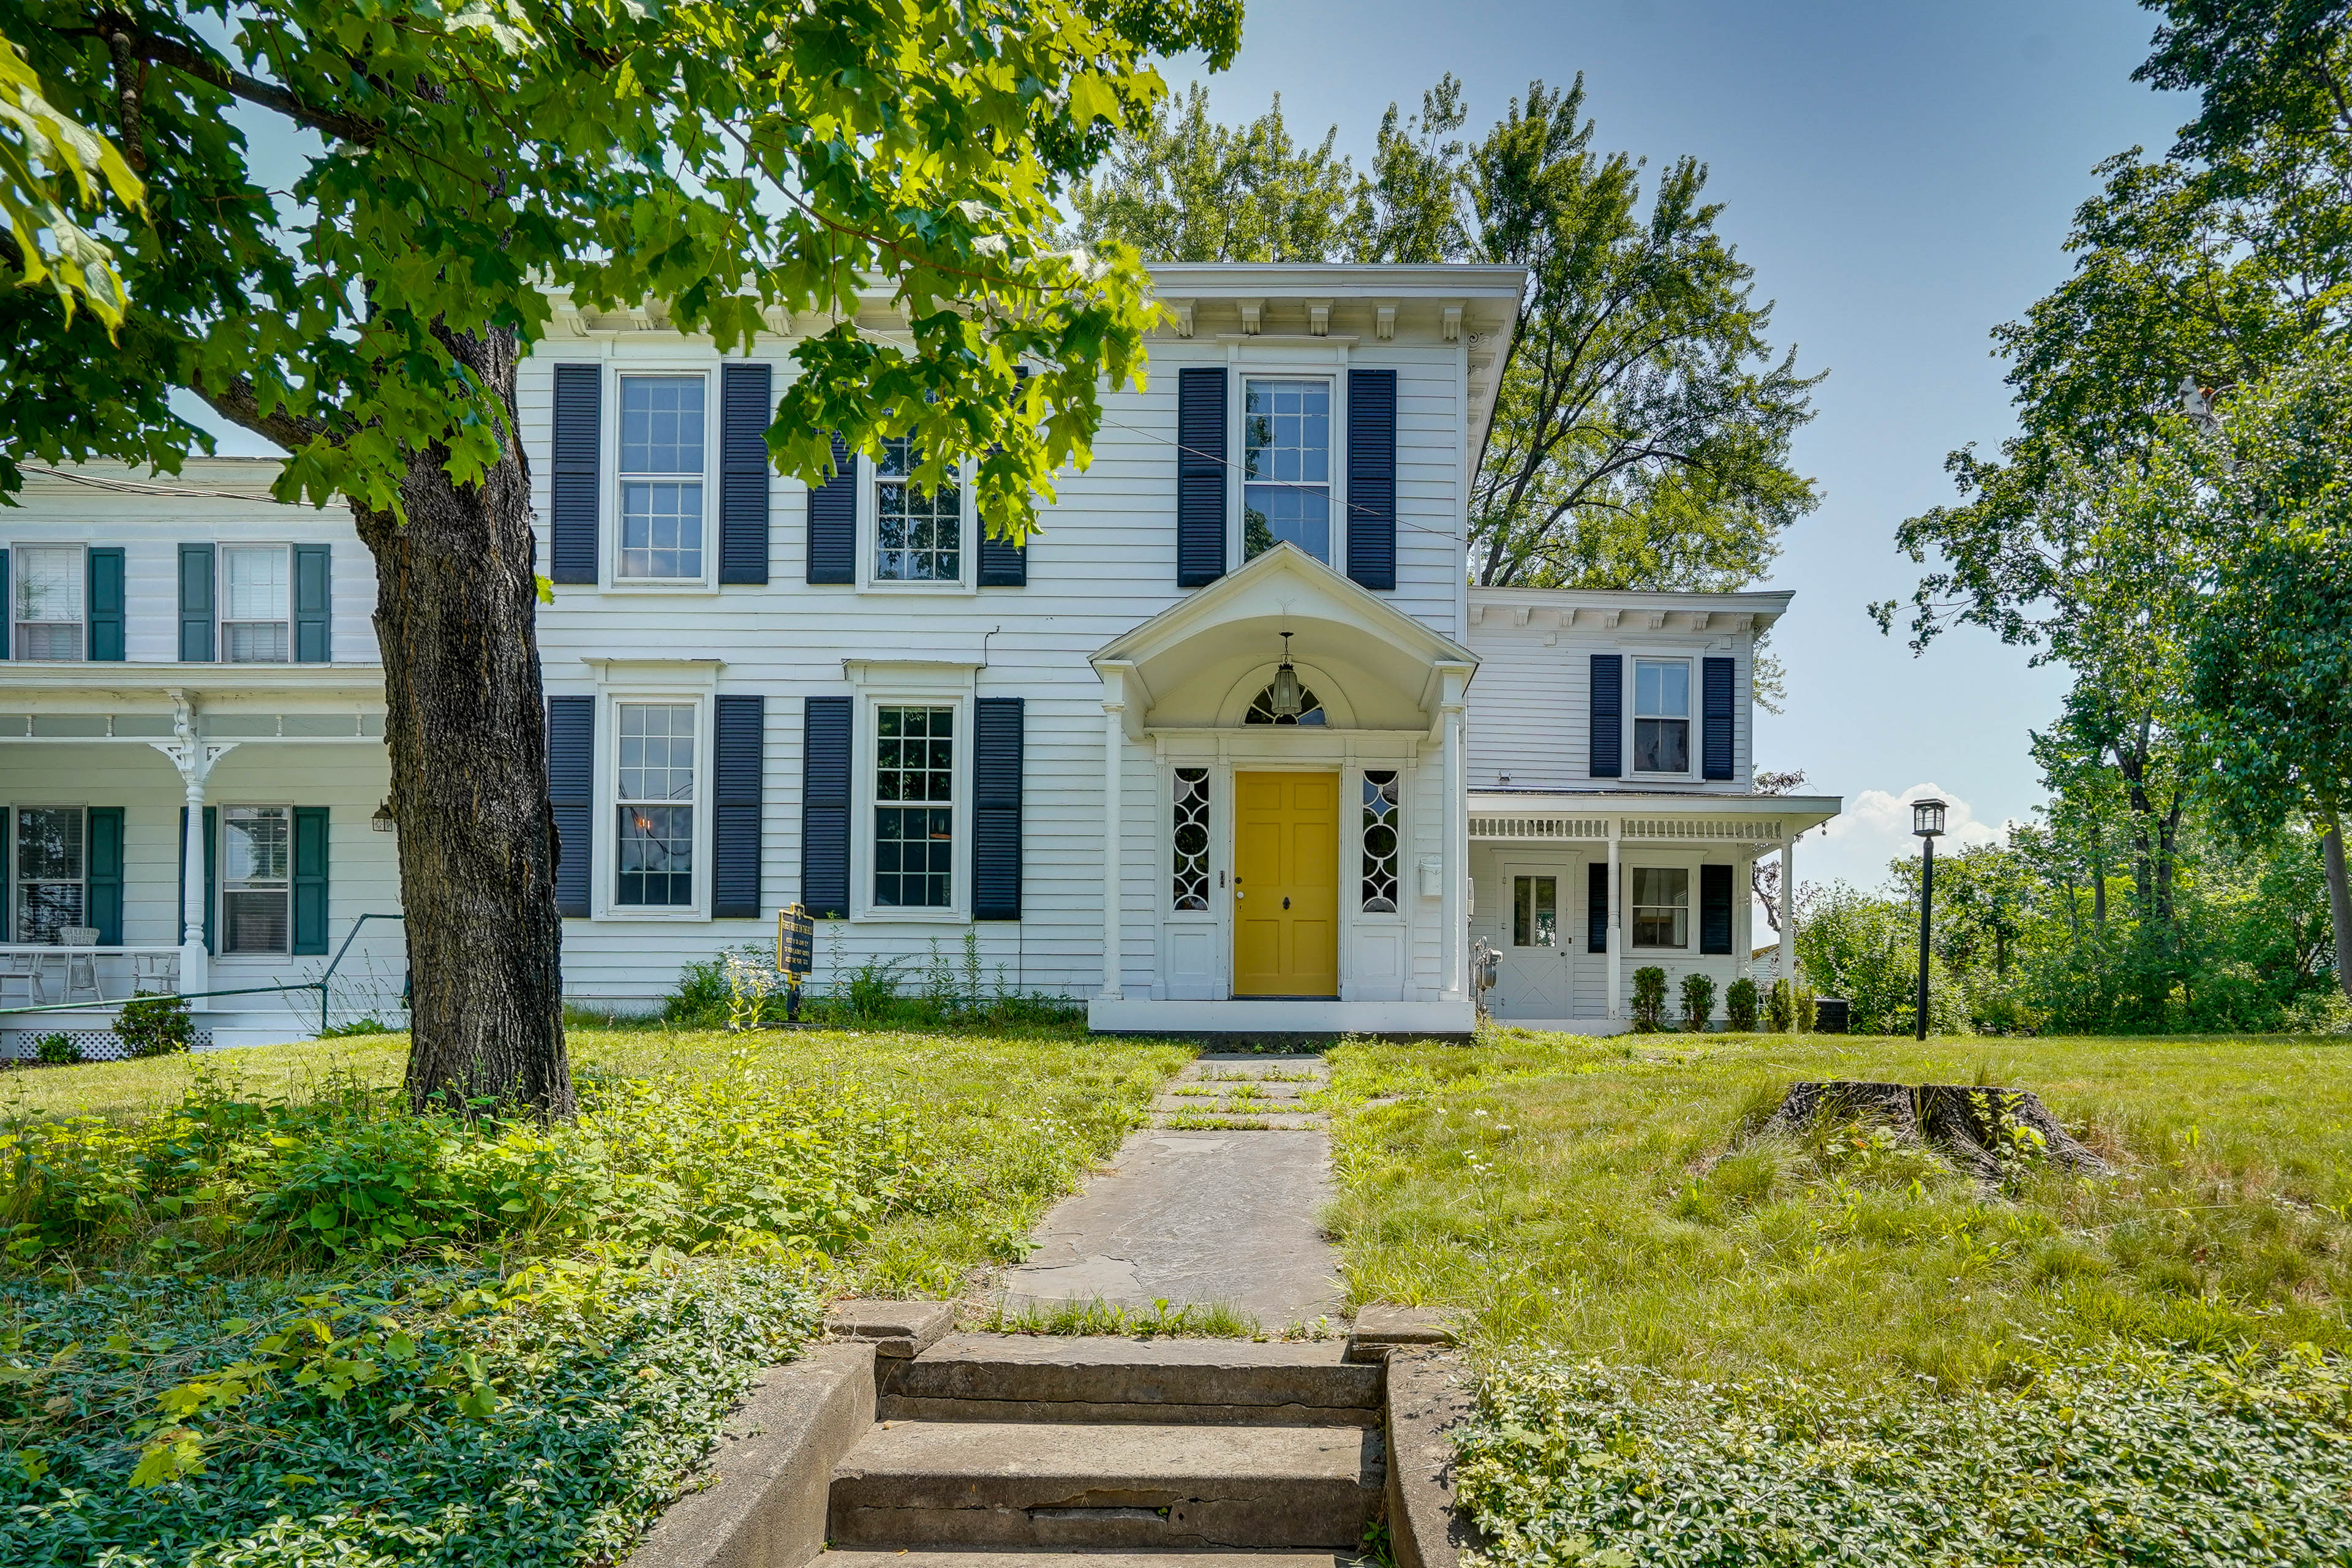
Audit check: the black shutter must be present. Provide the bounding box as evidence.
[293,544,331,662]
[87,807,124,945]
[1700,863,1734,955]
[292,806,330,955]
[546,695,594,918]
[1589,654,1622,778]
[1702,655,1735,780]
[720,362,772,584]
[972,697,1023,920]
[178,544,216,662]
[801,695,852,917]
[713,694,764,917]
[86,547,125,661]
[980,368,1029,586]
[1176,366,1227,587]
[1587,861,1608,954]
[551,364,601,584]
[807,435,858,584]
[178,805,217,952]
[0,549,9,658]
[1346,369,1396,591]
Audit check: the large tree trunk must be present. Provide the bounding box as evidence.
[355,325,575,1119]
[2324,818,2352,1005]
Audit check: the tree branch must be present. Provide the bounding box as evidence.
[189,368,339,453]
[104,24,384,147]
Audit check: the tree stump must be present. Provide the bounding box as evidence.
[1760,1081,2110,1182]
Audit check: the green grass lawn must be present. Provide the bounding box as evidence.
[0,1022,1187,1568]
[1324,1027,2352,1389]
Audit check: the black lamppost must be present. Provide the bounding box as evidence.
[1912,797,1946,1041]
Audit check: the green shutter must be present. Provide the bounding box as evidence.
[293,545,330,662]
[178,545,216,663]
[86,807,124,944]
[86,548,125,661]
[178,805,217,953]
[1,805,10,939]
[292,807,329,954]
[0,548,10,660]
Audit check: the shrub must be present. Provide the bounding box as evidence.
[1765,976,1794,1031]
[1679,971,1716,1032]
[1458,1349,2352,1568]
[115,995,192,1058]
[1724,977,1759,1031]
[662,952,734,1025]
[840,954,910,1022]
[1630,967,1668,1031]
[34,1031,80,1065]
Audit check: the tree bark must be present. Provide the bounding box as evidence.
[2324,818,2352,1005]
[354,324,574,1119]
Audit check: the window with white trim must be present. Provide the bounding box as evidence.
[221,545,292,663]
[1172,767,1210,911]
[13,546,82,662]
[1361,772,1400,913]
[1242,377,1333,562]
[873,437,963,582]
[1631,866,1689,949]
[617,375,706,580]
[616,702,697,907]
[13,807,84,941]
[222,805,292,954]
[1634,658,1692,774]
[873,706,954,908]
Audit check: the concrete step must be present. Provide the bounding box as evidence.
[818,1553,1356,1568]
[880,1336,1379,1425]
[828,1421,1382,1550]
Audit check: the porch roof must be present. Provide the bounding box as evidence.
[1468,789,1843,848]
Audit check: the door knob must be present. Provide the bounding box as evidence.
[1283,896,1292,909]
[1236,890,1245,899]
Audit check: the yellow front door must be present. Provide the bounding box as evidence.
[1232,772,1340,997]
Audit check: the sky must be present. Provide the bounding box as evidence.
[1160,0,2190,895]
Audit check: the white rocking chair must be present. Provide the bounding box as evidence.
[58,927,104,1005]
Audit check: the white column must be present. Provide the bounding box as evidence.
[151,696,231,1003]
[1606,821,1622,1020]
[1099,695,1125,1001]
[1778,837,1796,986]
[1441,698,1465,1001]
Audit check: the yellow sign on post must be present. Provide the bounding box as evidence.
[775,903,815,1024]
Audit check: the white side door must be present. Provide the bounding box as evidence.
[1492,862,1572,1019]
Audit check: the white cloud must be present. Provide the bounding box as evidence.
[1800,782,2008,892]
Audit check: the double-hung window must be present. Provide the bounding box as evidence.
[618,376,707,581]
[13,807,84,941]
[13,546,83,662]
[221,545,292,662]
[616,703,697,907]
[874,437,962,583]
[1631,867,1690,949]
[873,706,954,908]
[222,805,292,953]
[1634,658,1692,774]
[1242,378,1332,563]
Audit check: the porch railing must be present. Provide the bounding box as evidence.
[0,945,184,1007]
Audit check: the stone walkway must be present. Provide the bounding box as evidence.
[1001,1054,1341,1328]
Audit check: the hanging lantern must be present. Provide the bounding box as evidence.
[1269,631,1303,720]
[371,798,397,834]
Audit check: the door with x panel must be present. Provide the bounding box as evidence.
[1491,862,1574,1018]
[1232,772,1340,997]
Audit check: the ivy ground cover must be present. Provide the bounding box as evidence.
[1324,1030,2352,1564]
[0,1023,1183,1566]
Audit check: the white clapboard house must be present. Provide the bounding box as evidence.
[0,263,1839,1053]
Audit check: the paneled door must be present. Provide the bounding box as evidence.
[1232,772,1340,997]
[1491,862,1572,1019]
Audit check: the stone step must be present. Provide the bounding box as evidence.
[817,1552,1355,1568]
[881,1335,1379,1425]
[827,1421,1383,1550]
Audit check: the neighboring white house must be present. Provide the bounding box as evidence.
[0,263,1839,1053]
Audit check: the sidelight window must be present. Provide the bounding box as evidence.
[1360,772,1399,913]
[1172,768,1211,911]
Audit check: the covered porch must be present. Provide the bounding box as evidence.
[1084,545,1479,1038]
[1469,790,1841,1030]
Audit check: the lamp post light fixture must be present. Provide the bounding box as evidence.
[1268,630,1304,720]
[370,798,398,834]
[1911,796,1946,1041]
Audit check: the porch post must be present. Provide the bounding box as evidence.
[1606,820,1622,1021]
[1438,668,1469,1003]
[1099,677,1126,1001]
[1779,836,1796,987]
[151,692,232,1002]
